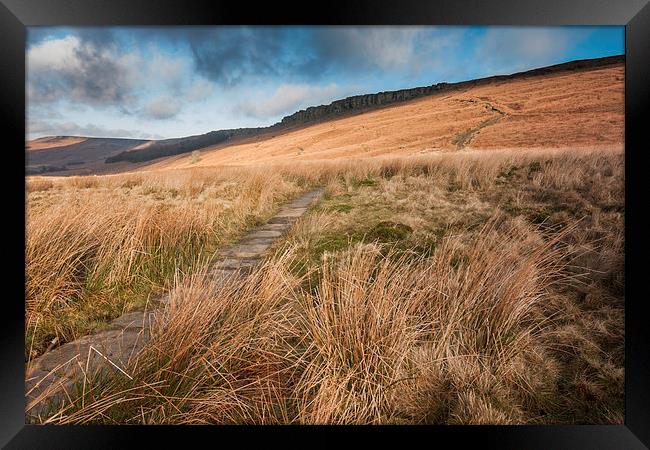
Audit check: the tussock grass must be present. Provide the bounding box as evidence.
[27,148,624,424]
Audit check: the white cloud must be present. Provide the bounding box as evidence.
[474,27,590,73]
[185,78,214,102]
[235,83,343,119]
[146,50,187,92]
[27,35,83,72]
[351,28,423,70]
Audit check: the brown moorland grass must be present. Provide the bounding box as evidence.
[30,148,624,424]
[25,167,308,361]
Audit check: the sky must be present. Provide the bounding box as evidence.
[26,26,624,140]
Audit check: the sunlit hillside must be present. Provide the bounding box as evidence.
[145,62,623,171]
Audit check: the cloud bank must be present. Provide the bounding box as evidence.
[25,26,622,139]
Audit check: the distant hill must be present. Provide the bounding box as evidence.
[278,55,624,126]
[26,55,624,175]
[104,128,273,164]
[26,137,149,175]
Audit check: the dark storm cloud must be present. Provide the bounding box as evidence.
[75,27,312,84]
[28,32,139,107]
[28,27,295,109]
[69,40,134,104]
[79,27,293,85]
[27,26,453,132]
[306,28,384,71]
[176,27,452,84]
[177,27,424,83]
[118,27,433,84]
[185,28,288,85]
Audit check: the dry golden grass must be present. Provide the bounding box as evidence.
[275,147,624,424]
[26,167,307,360]
[29,147,624,424]
[38,228,565,425]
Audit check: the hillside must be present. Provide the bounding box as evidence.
[148,56,623,171]
[26,137,150,175]
[107,55,624,167]
[26,55,624,175]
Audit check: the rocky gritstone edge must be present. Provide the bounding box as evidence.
[25,187,325,421]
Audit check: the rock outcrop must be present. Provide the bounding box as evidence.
[279,83,452,126]
[280,55,623,126]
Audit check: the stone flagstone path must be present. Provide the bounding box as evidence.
[25,187,325,420]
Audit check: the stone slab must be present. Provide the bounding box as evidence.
[266,217,294,225]
[275,208,307,218]
[256,223,288,232]
[224,242,272,256]
[245,230,283,239]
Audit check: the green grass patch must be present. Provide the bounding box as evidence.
[320,191,356,213]
[366,221,413,243]
[26,283,158,360]
[501,201,556,224]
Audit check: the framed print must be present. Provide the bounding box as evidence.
[2,0,649,447]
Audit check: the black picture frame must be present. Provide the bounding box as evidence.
[2,1,649,447]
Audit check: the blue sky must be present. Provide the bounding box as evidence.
[26,26,624,140]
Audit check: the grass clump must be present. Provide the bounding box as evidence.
[326,203,353,213]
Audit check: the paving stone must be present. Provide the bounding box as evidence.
[266,216,293,225]
[246,230,282,239]
[230,249,266,258]
[237,237,275,246]
[225,243,272,257]
[275,208,307,218]
[214,258,260,269]
[107,311,148,330]
[256,223,288,232]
